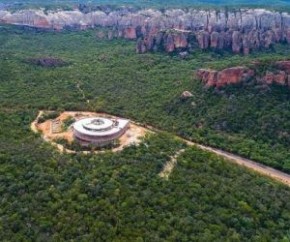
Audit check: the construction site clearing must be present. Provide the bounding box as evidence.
[31,111,150,154]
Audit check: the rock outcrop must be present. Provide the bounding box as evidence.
[123,27,137,40]
[181,91,194,99]
[27,57,67,67]
[197,67,255,88]
[197,61,290,88]
[275,61,290,72]
[261,71,287,85]
[2,7,290,54]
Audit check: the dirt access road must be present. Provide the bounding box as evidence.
[145,125,290,187]
[32,111,290,187]
[186,140,290,187]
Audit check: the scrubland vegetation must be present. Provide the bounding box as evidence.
[1,26,290,171]
[1,24,290,240]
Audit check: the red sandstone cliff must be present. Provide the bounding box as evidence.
[2,8,290,55]
[196,61,290,88]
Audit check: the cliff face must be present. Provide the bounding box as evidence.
[196,61,290,88]
[1,8,290,54]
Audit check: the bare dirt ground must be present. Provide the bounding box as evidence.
[159,149,186,180]
[31,111,149,154]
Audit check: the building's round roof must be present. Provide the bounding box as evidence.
[73,117,129,137]
[81,117,113,132]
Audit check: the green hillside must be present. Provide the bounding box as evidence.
[1,26,290,172]
[1,110,290,241]
[1,24,290,240]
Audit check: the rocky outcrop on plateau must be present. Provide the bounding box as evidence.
[27,57,67,67]
[2,7,290,54]
[197,61,290,88]
[180,91,194,99]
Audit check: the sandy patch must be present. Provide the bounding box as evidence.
[31,111,150,154]
[159,149,186,180]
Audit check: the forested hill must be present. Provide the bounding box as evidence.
[1,24,290,172]
[1,24,290,240]
[2,0,290,238]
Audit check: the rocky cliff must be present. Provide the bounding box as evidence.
[197,61,290,88]
[1,7,290,54]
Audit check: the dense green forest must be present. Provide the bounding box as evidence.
[1,26,290,172]
[1,24,290,240]
[1,109,290,240]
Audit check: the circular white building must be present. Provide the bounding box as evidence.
[73,117,129,147]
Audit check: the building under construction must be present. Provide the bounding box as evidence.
[73,117,129,147]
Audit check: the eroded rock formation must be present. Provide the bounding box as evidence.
[2,7,290,54]
[197,61,290,88]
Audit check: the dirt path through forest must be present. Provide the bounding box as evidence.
[159,149,186,179]
[144,125,290,187]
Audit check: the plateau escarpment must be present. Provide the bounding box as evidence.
[197,60,290,88]
[2,7,290,55]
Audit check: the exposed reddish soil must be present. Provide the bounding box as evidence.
[31,111,149,154]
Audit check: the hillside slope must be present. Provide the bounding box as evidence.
[1,109,290,241]
[0,25,290,172]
